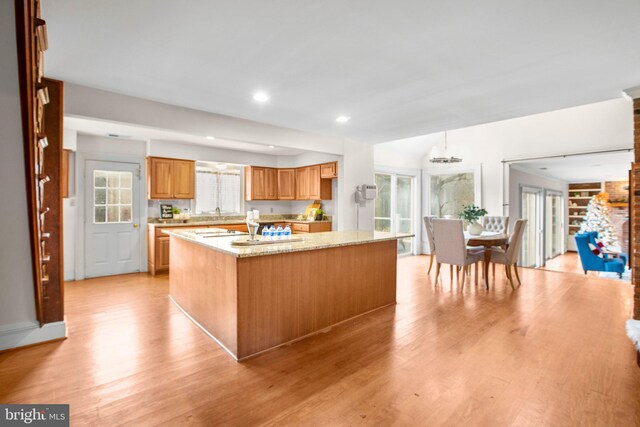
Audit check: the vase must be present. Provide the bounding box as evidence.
[467,221,483,236]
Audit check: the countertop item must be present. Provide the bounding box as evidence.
[163,228,413,258]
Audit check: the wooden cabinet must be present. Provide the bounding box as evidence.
[296,166,331,200]
[172,159,195,199]
[291,222,332,234]
[320,162,337,179]
[156,236,171,271]
[246,162,336,201]
[277,169,296,200]
[245,166,278,200]
[295,167,309,200]
[265,168,278,199]
[147,157,195,199]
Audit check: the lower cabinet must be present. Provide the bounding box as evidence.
[156,236,170,271]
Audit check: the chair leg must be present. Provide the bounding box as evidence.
[513,264,521,285]
[450,265,453,282]
[461,266,466,291]
[505,265,515,290]
[434,263,442,286]
[427,255,434,274]
[456,266,460,283]
[475,262,479,286]
[492,263,496,278]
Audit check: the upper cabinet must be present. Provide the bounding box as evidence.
[147,156,195,199]
[245,162,336,201]
[277,169,296,200]
[320,162,337,179]
[295,167,309,200]
[172,159,195,199]
[245,166,278,200]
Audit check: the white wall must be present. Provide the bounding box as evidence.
[0,1,66,350]
[422,97,633,217]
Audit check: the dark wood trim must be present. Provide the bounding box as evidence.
[14,0,43,324]
[42,78,64,323]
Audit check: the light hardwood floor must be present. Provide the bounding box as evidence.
[1,256,639,426]
[539,251,589,275]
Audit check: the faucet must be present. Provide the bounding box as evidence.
[215,207,221,219]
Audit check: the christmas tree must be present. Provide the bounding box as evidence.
[578,192,619,247]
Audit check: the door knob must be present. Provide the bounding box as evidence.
[133,223,139,228]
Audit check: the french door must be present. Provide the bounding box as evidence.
[374,173,414,256]
[521,187,543,267]
[545,191,565,260]
[85,160,141,277]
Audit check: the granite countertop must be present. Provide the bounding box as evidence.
[148,216,332,228]
[162,229,413,258]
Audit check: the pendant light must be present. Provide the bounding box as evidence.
[429,131,462,164]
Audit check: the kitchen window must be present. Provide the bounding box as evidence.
[194,165,242,214]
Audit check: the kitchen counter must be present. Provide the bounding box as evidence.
[163,228,410,258]
[167,229,410,360]
[148,216,332,228]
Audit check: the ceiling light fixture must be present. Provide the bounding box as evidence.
[335,116,350,123]
[253,92,269,103]
[206,136,215,140]
[268,145,275,149]
[429,131,462,164]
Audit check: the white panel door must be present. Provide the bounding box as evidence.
[85,160,141,278]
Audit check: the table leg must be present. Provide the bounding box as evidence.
[483,249,491,289]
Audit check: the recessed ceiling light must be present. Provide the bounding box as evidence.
[206,136,215,140]
[253,92,269,103]
[335,116,350,123]
[268,145,275,149]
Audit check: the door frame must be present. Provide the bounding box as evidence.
[519,185,544,267]
[374,165,421,256]
[74,151,147,280]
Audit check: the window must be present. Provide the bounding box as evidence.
[195,166,242,214]
[94,170,132,223]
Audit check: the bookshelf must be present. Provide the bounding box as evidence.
[567,182,602,251]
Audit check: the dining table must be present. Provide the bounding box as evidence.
[465,231,509,288]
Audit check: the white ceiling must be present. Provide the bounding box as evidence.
[44,1,640,144]
[510,150,633,182]
[64,116,305,155]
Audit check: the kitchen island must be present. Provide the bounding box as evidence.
[164,229,410,360]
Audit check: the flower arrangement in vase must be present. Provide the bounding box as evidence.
[458,205,488,236]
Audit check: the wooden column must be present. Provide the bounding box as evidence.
[633,99,640,321]
[42,78,64,323]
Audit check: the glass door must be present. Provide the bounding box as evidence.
[374,173,415,256]
[545,191,565,260]
[521,187,543,267]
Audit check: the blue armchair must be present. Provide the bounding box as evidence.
[584,231,628,266]
[575,233,625,278]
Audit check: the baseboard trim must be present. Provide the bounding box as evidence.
[0,320,67,351]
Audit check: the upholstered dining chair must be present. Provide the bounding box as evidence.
[488,219,527,289]
[482,216,509,233]
[423,216,436,274]
[432,219,484,289]
[482,216,509,277]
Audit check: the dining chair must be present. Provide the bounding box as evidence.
[432,219,484,289]
[482,216,509,233]
[488,219,527,289]
[423,216,436,274]
[482,216,509,278]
